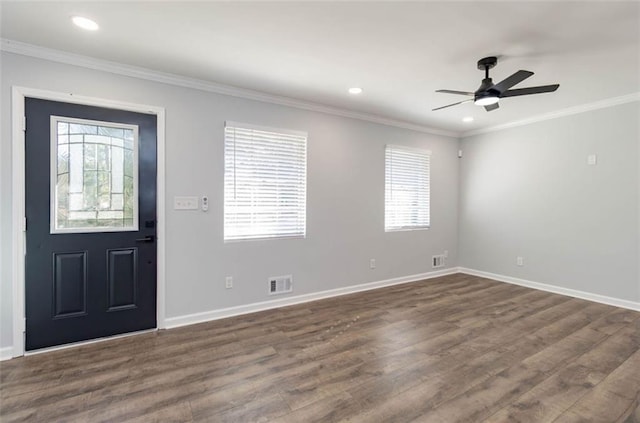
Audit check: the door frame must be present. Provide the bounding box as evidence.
[11,86,166,357]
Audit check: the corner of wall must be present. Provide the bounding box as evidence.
[455,134,465,269]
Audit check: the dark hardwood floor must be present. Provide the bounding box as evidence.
[1,273,639,422]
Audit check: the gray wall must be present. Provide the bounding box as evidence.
[2,49,637,353]
[459,101,640,302]
[0,52,460,349]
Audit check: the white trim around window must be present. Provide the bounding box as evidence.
[223,121,307,241]
[385,144,431,232]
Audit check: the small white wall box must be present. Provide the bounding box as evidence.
[174,196,199,210]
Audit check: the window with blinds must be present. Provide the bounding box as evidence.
[385,145,431,231]
[224,122,307,241]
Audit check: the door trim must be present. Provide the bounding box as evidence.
[11,86,166,357]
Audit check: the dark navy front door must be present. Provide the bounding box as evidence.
[25,98,157,351]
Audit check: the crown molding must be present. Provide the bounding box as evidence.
[462,92,640,138]
[0,39,458,138]
[4,38,635,140]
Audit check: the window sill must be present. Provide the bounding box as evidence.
[385,226,430,232]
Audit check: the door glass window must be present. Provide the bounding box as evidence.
[51,116,139,233]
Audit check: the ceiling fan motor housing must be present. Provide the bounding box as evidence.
[476,57,500,101]
[477,78,495,93]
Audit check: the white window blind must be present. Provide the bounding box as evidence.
[224,122,307,241]
[385,145,431,231]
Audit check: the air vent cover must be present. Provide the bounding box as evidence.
[432,255,446,268]
[269,275,293,295]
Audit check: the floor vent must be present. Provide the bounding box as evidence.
[432,255,446,268]
[269,275,293,295]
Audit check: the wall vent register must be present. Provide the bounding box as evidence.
[432,254,446,268]
[269,275,293,295]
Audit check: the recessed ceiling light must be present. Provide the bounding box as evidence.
[348,87,363,95]
[72,16,99,31]
[462,116,474,123]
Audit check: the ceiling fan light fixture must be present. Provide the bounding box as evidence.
[474,95,499,106]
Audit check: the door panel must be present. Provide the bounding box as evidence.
[53,251,88,318]
[25,98,157,351]
[107,248,138,311]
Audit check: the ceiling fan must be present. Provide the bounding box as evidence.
[433,56,559,112]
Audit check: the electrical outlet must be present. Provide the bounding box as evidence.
[370,259,376,269]
[516,256,524,267]
[443,250,449,258]
[225,276,233,289]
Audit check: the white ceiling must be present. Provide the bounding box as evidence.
[1,1,639,133]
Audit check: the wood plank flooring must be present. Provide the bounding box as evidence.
[1,274,639,422]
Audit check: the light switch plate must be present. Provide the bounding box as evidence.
[174,196,199,210]
[587,154,597,165]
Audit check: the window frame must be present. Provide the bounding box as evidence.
[49,115,140,234]
[384,144,431,232]
[223,121,308,242]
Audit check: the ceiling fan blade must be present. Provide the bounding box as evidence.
[491,70,534,94]
[432,99,473,111]
[436,89,474,96]
[484,103,499,112]
[501,84,560,97]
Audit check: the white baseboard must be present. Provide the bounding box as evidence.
[459,267,640,312]
[0,268,458,360]
[3,267,635,360]
[0,346,14,361]
[164,267,460,329]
